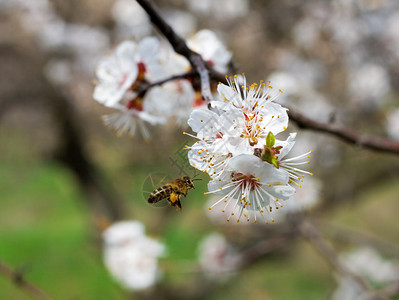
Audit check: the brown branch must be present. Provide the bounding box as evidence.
[136,70,197,99]
[297,219,383,299]
[0,260,55,300]
[288,108,399,155]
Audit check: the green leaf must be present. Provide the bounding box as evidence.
[266,131,275,148]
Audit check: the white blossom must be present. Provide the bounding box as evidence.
[186,75,312,223]
[205,154,295,224]
[187,30,232,74]
[103,221,165,291]
[145,79,196,126]
[198,233,241,279]
[93,37,171,137]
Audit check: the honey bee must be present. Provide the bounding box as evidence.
[147,176,195,212]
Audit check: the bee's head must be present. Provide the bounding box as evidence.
[183,176,195,189]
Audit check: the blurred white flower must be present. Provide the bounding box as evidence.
[163,9,198,39]
[93,37,172,138]
[267,72,299,97]
[145,79,196,126]
[386,109,399,141]
[187,30,232,74]
[93,41,140,107]
[343,247,399,283]
[198,233,241,279]
[112,0,151,39]
[292,17,320,50]
[273,177,321,220]
[102,105,164,140]
[186,0,249,20]
[332,247,399,300]
[94,37,166,107]
[348,63,390,106]
[103,221,165,291]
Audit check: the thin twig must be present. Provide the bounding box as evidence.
[136,70,197,99]
[0,260,55,300]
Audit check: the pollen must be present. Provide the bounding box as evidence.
[208,207,212,210]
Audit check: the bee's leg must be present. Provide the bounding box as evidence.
[175,199,182,213]
[169,193,182,213]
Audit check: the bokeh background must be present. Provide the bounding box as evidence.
[1,0,398,299]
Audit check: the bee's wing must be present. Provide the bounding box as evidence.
[142,172,172,207]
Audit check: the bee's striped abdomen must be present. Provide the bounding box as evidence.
[148,185,172,203]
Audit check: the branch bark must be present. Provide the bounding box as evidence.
[0,260,55,300]
[288,108,399,155]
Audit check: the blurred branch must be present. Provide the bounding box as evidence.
[297,219,383,299]
[313,219,399,257]
[288,107,399,155]
[239,234,295,268]
[49,86,127,221]
[0,260,54,300]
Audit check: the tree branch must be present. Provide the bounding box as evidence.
[0,260,55,300]
[288,108,399,155]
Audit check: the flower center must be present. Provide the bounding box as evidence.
[127,98,143,111]
[240,112,264,146]
[231,172,260,191]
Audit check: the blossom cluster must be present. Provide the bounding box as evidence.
[103,221,165,291]
[186,75,313,224]
[332,247,399,300]
[93,30,231,138]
